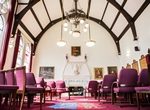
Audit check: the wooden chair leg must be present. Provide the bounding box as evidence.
[136,93,140,110]
[59,93,61,99]
[19,92,25,110]
[68,92,70,100]
[40,92,43,110]
[50,92,52,101]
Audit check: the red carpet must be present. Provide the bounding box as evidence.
[20,96,150,110]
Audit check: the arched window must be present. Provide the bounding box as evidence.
[0,15,4,52]
[16,35,32,72]
[24,43,31,72]
[16,37,25,67]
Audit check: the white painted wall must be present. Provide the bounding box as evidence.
[119,5,150,72]
[32,20,121,81]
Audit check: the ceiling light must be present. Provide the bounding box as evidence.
[72,30,80,37]
[86,24,96,47]
[86,40,96,47]
[57,0,96,47]
[57,19,66,47]
[65,0,87,37]
[57,40,66,47]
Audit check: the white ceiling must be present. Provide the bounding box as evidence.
[16,0,147,40]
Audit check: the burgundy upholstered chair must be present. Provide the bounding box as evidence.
[46,81,56,100]
[4,69,19,109]
[85,80,98,99]
[35,77,50,103]
[0,70,6,107]
[15,66,26,110]
[55,80,70,99]
[0,69,18,110]
[137,69,149,86]
[5,69,16,85]
[135,69,150,110]
[98,74,117,101]
[112,68,138,104]
[0,70,5,85]
[26,72,44,109]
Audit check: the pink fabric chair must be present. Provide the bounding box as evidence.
[55,80,70,99]
[112,68,138,104]
[85,80,98,99]
[26,72,44,109]
[98,74,117,101]
[15,66,26,110]
[46,81,56,100]
[35,76,48,103]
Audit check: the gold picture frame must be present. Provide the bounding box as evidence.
[107,66,118,76]
[94,67,103,79]
[71,46,81,56]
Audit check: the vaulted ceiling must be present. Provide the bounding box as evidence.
[13,0,150,55]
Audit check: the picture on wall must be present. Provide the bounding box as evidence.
[107,66,118,75]
[39,66,54,79]
[94,67,103,79]
[71,46,81,56]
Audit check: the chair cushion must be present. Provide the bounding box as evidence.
[135,86,150,91]
[26,85,44,93]
[100,88,111,93]
[114,87,135,93]
[56,88,68,93]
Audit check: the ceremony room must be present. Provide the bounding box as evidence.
[0,0,150,110]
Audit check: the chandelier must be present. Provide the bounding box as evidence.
[57,0,95,47]
[0,0,9,14]
[63,0,89,38]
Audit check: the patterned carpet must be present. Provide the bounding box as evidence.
[19,95,150,110]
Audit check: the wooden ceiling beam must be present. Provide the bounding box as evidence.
[35,18,61,44]
[108,0,137,40]
[30,8,43,30]
[59,0,65,18]
[101,2,109,21]
[42,0,51,22]
[133,0,150,21]
[34,16,121,55]
[87,0,91,18]
[19,21,35,41]
[118,0,150,40]
[110,0,127,30]
[12,0,40,36]
[90,17,121,55]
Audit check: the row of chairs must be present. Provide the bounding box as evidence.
[34,77,70,101]
[85,68,150,109]
[0,66,44,110]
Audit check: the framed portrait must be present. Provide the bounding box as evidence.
[71,46,81,56]
[39,66,54,79]
[132,59,139,73]
[107,66,118,75]
[94,67,103,79]
[139,55,147,70]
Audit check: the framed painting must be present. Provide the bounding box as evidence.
[107,66,118,75]
[39,66,54,79]
[94,67,103,79]
[132,59,139,73]
[71,46,81,56]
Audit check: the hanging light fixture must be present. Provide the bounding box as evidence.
[64,0,88,38]
[57,0,95,47]
[57,19,66,47]
[86,24,96,47]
